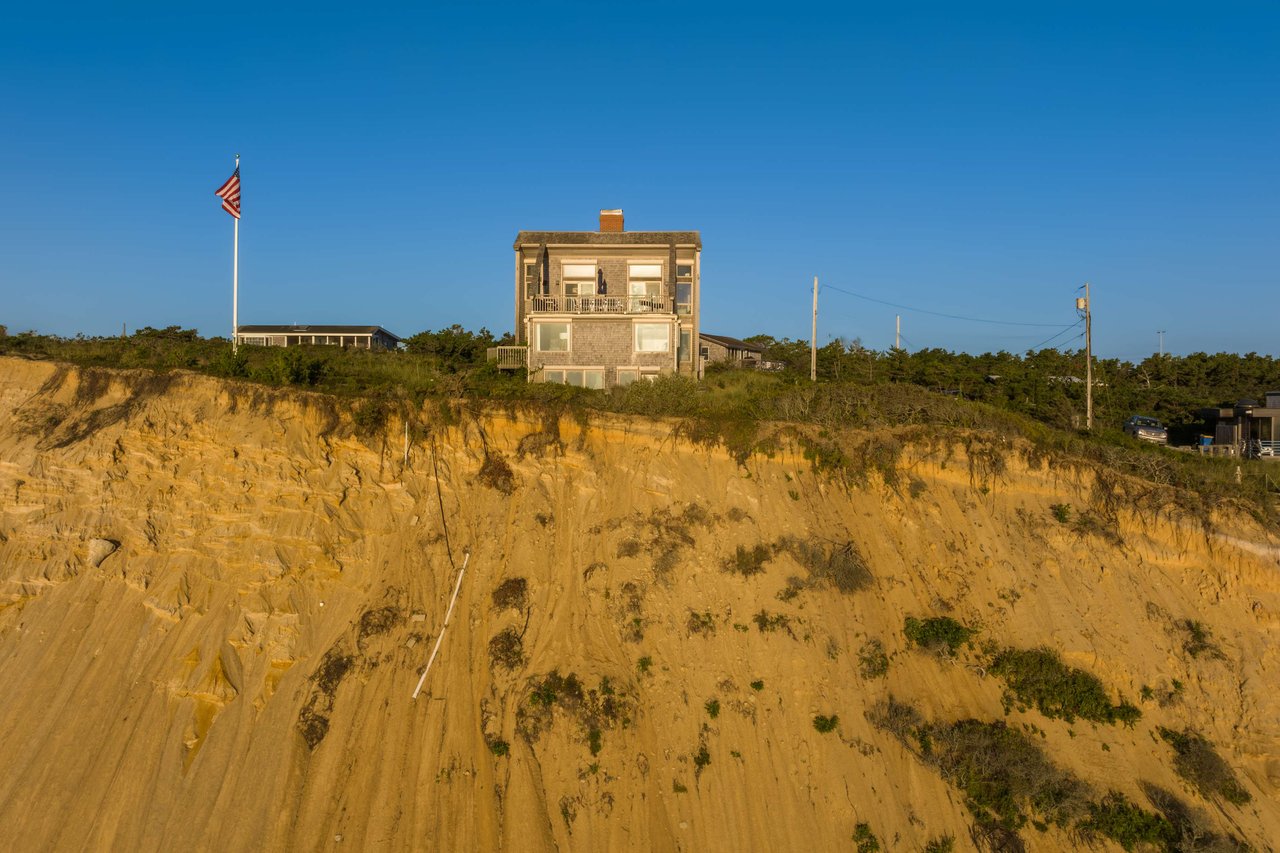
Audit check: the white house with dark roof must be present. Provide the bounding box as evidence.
[235,325,402,351]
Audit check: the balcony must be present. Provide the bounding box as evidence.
[487,346,528,370]
[527,295,676,315]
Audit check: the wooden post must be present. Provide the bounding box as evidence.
[1084,282,1093,431]
[810,276,818,382]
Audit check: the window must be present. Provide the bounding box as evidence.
[676,263,693,315]
[544,368,604,389]
[634,323,670,353]
[524,262,540,299]
[563,263,595,307]
[628,263,662,295]
[536,322,570,352]
[618,369,659,386]
[679,329,692,363]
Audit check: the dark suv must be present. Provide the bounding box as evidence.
[1124,415,1168,445]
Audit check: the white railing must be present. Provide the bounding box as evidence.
[528,295,674,314]
[1197,440,1280,458]
[488,346,528,369]
[1251,440,1279,458]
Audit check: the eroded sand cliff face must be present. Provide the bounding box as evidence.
[0,357,1277,851]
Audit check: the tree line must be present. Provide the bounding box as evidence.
[2,325,1276,443]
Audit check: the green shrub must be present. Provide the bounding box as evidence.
[922,835,955,853]
[852,822,880,852]
[990,647,1141,726]
[750,679,764,691]
[637,656,653,674]
[1179,620,1221,659]
[1078,792,1177,850]
[516,672,634,748]
[903,616,975,656]
[753,610,792,635]
[489,739,510,757]
[938,719,1089,830]
[271,346,327,387]
[868,704,1089,836]
[1050,503,1072,523]
[1157,727,1251,805]
[687,610,716,635]
[351,393,392,436]
[813,714,839,733]
[723,543,771,577]
[528,671,582,708]
[705,699,720,719]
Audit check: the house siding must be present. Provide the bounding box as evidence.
[702,338,732,362]
[531,318,682,384]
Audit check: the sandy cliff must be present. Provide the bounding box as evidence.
[0,357,1277,851]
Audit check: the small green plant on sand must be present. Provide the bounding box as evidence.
[813,714,839,733]
[903,616,975,656]
[922,835,955,853]
[853,822,880,852]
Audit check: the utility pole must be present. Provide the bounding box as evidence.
[1076,283,1093,431]
[895,314,901,350]
[810,276,818,382]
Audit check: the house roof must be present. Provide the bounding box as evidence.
[699,333,765,353]
[237,324,402,341]
[514,231,701,249]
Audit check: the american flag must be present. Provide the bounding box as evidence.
[215,167,241,219]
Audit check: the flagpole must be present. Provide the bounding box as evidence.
[232,153,240,353]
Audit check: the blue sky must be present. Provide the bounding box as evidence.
[2,2,1276,361]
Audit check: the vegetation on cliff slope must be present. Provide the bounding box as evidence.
[2,326,1275,519]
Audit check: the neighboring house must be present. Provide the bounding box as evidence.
[235,325,402,351]
[1199,392,1280,457]
[699,333,764,369]
[501,209,700,388]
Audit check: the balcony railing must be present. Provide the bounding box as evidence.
[487,345,528,369]
[528,295,675,314]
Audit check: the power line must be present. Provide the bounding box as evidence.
[1026,320,1085,352]
[821,283,1074,328]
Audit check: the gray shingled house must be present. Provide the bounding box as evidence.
[699,333,765,369]
[498,210,701,388]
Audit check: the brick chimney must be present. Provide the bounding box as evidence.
[599,209,624,232]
